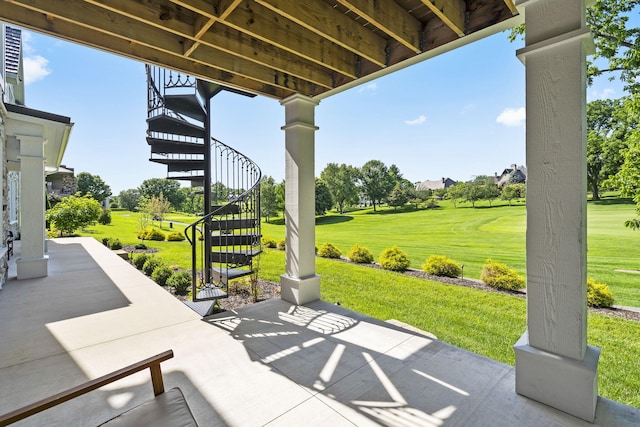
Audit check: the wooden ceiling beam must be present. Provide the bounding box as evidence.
[222,2,361,79]
[170,0,361,79]
[0,1,294,99]
[200,24,337,89]
[85,0,334,90]
[255,0,388,67]
[419,0,466,37]
[502,0,518,15]
[336,0,422,54]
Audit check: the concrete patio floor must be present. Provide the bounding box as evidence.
[0,237,638,426]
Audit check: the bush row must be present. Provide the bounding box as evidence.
[130,252,190,295]
[259,236,615,307]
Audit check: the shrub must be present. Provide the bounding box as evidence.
[422,255,461,278]
[587,278,614,307]
[318,242,342,259]
[138,227,166,241]
[134,243,147,250]
[277,239,286,250]
[151,265,173,286]
[98,209,112,225]
[132,252,151,269]
[168,271,191,295]
[142,257,164,276]
[167,231,186,241]
[481,259,525,291]
[378,246,410,271]
[347,244,374,263]
[262,236,277,248]
[107,238,123,250]
[102,237,110,246]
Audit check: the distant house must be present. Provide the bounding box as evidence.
[495,164,527,188]
[46,165,76,197]
[415,177,456,191]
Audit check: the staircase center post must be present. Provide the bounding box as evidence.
[203,95,212,285]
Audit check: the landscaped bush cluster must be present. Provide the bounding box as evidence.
[422,255,461,277]
[131,252,191,295]
[378,246,411,271]
[138,227,166,241]
[101,237,122,250]
[98,209,112,225]
[346,244,374,264]
[481,259,525,291]
[167,271,191,295]
[318,242,341,258]
[262,236,277,248]
[167,231,186,241]
[277,239,286,250]
[587,278,615,307]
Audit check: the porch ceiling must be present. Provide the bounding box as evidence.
[0,0,518,100]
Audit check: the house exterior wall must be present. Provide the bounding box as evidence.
[0,104,8,289]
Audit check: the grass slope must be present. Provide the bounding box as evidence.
[263,198,640,307]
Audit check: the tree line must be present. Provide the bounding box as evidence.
[259,161,529,222]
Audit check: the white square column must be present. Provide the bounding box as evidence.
[514,0,599,422]
[16,134,48,279]
[279,94,321,305]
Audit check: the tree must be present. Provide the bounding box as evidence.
[118,188,141,211]
[446,183,467,208]
[76,172,112,203]
[46,195,102,236]
[360,160,393,211]
[320,163,360,214]
[387,179,414,210]
[586,98,635,200]
[138,178,184,209]
[260,176,278,222]
[142,194,172,227]
[178,187,204,214]
[510,1,640,94]
[501,184,526,206]
[315,178,333,215]
[275,180,285,214]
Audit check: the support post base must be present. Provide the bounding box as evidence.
[16,256,49,280]
[280,274,320,305]
[514,332,600,422]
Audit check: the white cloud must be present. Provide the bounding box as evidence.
[23,55,52,85]
[358,82,377,93]
[496,107,526,127]
[589,88,615,100]
[404,115,426,125]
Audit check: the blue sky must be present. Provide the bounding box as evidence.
[17,26,624,195]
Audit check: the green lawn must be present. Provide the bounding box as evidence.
[262,197,640,307]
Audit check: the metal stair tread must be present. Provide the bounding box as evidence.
[211,267,254,281]
[183,300,218,316]
[147,114,205,138]
[147,137,206,155]
[164,94,206,122]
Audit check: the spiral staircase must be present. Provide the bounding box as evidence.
[146,65,261,316]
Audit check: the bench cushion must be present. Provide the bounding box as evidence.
[99,388,198,427]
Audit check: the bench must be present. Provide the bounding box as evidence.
[0,350,199,426]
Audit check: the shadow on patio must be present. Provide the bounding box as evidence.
[0,237,638,426]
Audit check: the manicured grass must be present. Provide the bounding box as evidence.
[261,248,640,408]
[263,197,640,307]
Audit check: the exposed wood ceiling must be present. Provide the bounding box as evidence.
[1,0,519,100]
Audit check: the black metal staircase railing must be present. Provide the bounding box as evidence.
[184,139,261,304]
[146,64,261,316]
